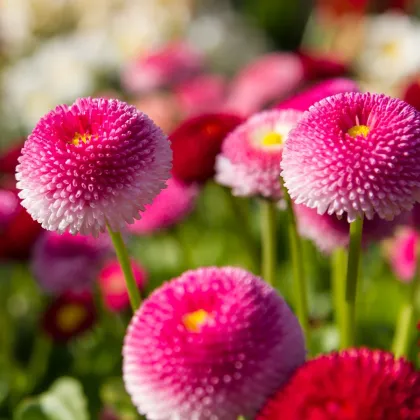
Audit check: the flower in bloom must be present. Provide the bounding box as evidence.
[225,53,305,115]
[216,109,303,199]
[298,51,348,81]
[274,78,359,112]
[282,92,420,222]
[0,188,43,261]
[16,97,172,236]
[355,12,420,85]
[121,42,203,95]
[386,227,418,282]
[174,74,227,117]
[129,177,198,235]
[295,203,405,254]
[257,348,420,420]
[170,113,244,184]
[123,266,305,420]
[42,290,96,343]
[99,259,147,313]
[31,231,111,294]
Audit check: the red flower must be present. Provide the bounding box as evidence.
[170,113,244,184]
[0,188,43,261]
[403,77,420,112]
[298,51,348,81]
[42,290,96,342]
[257,348,420,420]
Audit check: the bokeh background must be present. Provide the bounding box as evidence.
[1,0,420,419]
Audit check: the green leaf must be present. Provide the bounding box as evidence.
[14,377,89,420]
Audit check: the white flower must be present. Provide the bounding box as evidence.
[356,12,420,85]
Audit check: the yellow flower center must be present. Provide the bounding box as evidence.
[56,304,87,332]
[347,125,370,138]
[382,41,398,57]
[71,132,92,146]
[183,309,210,332]
[261,132,283,147]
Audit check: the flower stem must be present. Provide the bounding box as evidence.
[391,268,420,358]
[282,187,310,347]
[331,247,347,349]
[106,226,141,311]
[342,217,364,349]
[260,199,277,286]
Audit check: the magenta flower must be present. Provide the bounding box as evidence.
[282,92,420,222]
[257,348,420,420]
[387,227,418,282]
[122,42,203,95]
[16,98,172,236]
[274,78,359,111]
[123,266,305,420]
[174,74,227,117]
[295,203,406,254]
[31,231,112,294]
[216,109,303,199]
[225,53,304,115]
[129,177,198,235]
[99,259,147,312]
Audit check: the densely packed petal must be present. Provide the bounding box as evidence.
[282,92,420,222]
[16,97,172,236]
[123,266,305,420]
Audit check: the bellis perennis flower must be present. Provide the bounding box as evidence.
[216,109,303,199]
[16,97,172,236]
[123,266,305,420]
[257,348,420,420]
[282,92,420,222]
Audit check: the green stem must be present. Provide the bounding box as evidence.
[260,199,277,286]
[331,247,347,349]
[342,217,364,349]
[392,270,420,358]
[222,188,259,272]
[282,187,310,347]
[106,226,141,311]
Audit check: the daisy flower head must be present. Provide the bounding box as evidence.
[123,266,305,420]
[170,112,244,184]
[257,348,420,420]
[129,177,199,235]
[42,290,96,343]
[99,259,147,312]
[355,12,420,85]
[16,97,172,236]
[216,109,303,199]
[282,92,420,222]
[31,231,112,294]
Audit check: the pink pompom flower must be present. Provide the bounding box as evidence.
[257,348,420,420]
[274,78,359,112]
[32,231,112,294]
[295,203,406,254]
[225,53,305,116]
[216,109,303,199]
[129,177,198,235]
[16,97,172,236]
[122,42,203,95]
[386,227,418,283]
[123,266,305,420]
[99,259,147,312]
[282,92,420,222]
